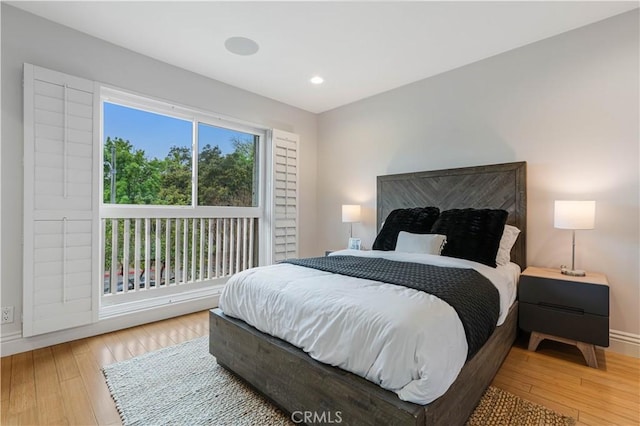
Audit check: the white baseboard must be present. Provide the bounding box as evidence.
[607,329,640,358]
[0,293,220,357]
[0,331,23,347]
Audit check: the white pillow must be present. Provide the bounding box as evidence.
[395,232,447,255]
[496,225,521,266]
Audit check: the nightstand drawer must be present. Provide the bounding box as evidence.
[519,275,609,316]
[519,302,609,346]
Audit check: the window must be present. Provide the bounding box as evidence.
[101,92,262,209]
[197,123,259,207]
[103,102,192,205]
[99,88,269,309]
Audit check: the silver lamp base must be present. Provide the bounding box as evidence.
[561,266,586,277]
[562,230,587,277]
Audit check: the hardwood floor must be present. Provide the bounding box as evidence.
[493,334,640,426]
[1,311,638,425]
[1,311,209,426]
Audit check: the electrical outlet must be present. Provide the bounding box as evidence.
[1,306,14,324]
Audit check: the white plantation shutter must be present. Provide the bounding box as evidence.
[23,64,98,336]
[272,130,299,262]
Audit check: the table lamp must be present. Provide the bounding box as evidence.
[342,204,361,238]
[554,200,595,277]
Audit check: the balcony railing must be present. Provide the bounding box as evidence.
[101,215,258,303]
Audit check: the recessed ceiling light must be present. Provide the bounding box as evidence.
[310,76,324,85]
[224,36,259,56]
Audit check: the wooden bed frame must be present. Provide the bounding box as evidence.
[209,161,527,425]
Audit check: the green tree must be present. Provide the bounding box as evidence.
[103,137,162,204]
[197,144,224,205]
[158,146,192,205]
[198,137,256,206]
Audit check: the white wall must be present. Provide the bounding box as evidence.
[0,5,318,340]
[317,11,639,340]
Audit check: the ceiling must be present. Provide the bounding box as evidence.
[10,1,638,114]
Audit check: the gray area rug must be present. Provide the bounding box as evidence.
[102,336,290,425]
[103,336,575,426]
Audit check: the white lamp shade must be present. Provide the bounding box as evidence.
[342,204,361,223]
[554,200,596,230]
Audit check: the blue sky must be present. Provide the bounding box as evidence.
[103,102,248,159]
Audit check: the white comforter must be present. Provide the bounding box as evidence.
[219,250,519,404]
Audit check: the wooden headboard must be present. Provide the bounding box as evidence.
[377,162,527,269]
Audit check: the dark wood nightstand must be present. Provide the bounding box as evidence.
[519,266,609,368]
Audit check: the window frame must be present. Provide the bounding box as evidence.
[99,86,267,218]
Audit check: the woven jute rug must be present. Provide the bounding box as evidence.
[103,336,575,426]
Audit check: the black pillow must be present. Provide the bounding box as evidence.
[372,207,440,251]
[431,208,508,267]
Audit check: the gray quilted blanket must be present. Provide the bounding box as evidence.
[283,255,499,360]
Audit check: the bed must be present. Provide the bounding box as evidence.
[209,161,526,425]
